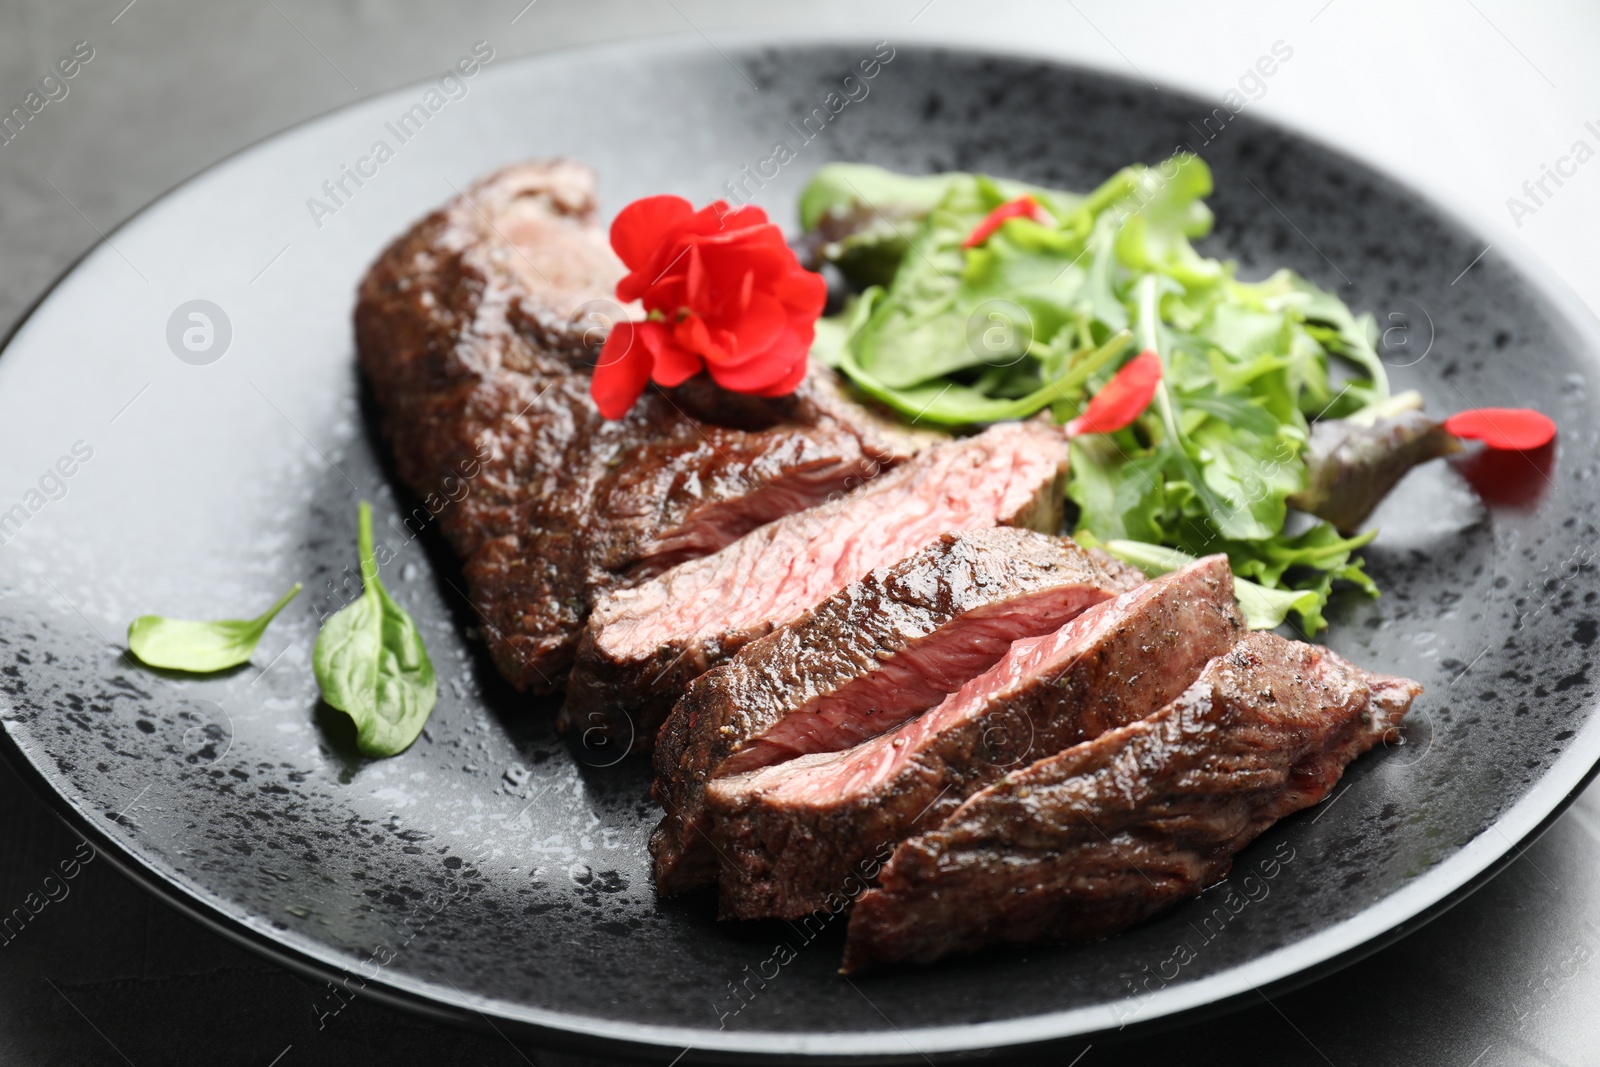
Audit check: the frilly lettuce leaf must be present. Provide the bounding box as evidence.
[1100,540,1322,632]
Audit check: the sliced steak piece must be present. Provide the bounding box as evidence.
[707,555,1244,921]
[1087,547,1148,592]
[842,633,1421,971]
[589,424,883,582]
[560,420,1071,754]
[650,528,1130,896]
[356,160,924,691]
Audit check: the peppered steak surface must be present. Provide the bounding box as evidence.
[649,528,1138,896]
[842,633,1421,971]
[559,420,1071,754]
[706,555,1244,921]
[355,160,924,691]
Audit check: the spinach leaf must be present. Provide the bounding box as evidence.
[824,289,1132,427]
[127,583,302,673]
[851,175,1005,388]
[849,169,1135,390]
[313,501,437,758]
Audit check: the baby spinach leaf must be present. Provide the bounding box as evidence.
[313,501,437,758]
[127,583,302,673]
[823,288,1132,427]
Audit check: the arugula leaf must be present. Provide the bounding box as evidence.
[127,583,302,673]
[1101,540,1320,632]
[1112,154,1222,289]
[313,501,437,758]
[845,167,1139,390]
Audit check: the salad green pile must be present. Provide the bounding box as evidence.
[802,156,1387,632]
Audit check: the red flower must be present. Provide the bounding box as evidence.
[591,196,827,419]
[1066,350,1163,436]
[1443,407,1556,451]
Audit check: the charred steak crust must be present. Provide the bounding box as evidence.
[355,160,625,690]
[356,160,922,692]
[707,555,1244,922]
[649,528,1129,897]
[560,421,1072,755]
[842,633,1421,971]
[1087,547,1148,592]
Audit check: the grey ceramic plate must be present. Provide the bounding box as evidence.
[2,36,1599,1064]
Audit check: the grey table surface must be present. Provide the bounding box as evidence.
[2,2,1598,1064]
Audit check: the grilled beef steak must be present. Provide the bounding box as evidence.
[706,555,1243,921]
[587,424,882,583]
[842,633,1421,970]
[561,420,1072,754]
[356,160,924,692]
[649,528,1140,896]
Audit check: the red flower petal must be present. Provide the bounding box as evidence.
[1444,407,1557,451]
[1066,350,1163,436]
[649,348,704,388]
[709,322,812,393]
[590,322,652,420]
[753,348,811,397]
[684,244,710,309]
[599,194,826,417]
[610,196,694,271]
[777,265,828,315]
[633,320,700,387]
[962,195,1047,250]
[708,291,787,365]
[672,315,731,364]
[696,204,773,239]
[721,203,769,229]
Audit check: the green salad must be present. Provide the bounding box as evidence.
[801,155,1397,633]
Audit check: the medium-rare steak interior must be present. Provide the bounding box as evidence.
[649,527,1141,896]
[590,425,879,582]
[707,555,1244,921]
[355,161,924,692]
[842,632,1422,971]
[560,419,1072,753]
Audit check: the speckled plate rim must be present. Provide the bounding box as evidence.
[3,30,1600,1064]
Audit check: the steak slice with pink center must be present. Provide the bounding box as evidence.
[841,633,1421,971]
[589,424,890,584]
[706,555,1243,921]
[559,420,1071,756]
[649,527,1139,896]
